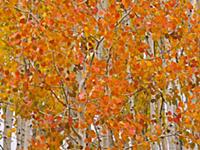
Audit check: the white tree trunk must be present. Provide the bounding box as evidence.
[16,116,32,150]
[150,102,159,150]
[3,106,13,150]
[16,116,22,150]
[23,119,31,150]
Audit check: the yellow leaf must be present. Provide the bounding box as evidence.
[11,128,16,132]
[9,106,14,112]
[146,61,152,67]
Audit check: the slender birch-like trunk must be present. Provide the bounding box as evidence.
[23,119,32,150]
[16,116,22,150]
[150,101,159,150]
[3,106,13,150]
[77,69,86,149]
[96,0,112,149]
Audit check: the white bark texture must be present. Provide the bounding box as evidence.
[16,116,22,150]
[3,107,13,150]
[16,116,32,150]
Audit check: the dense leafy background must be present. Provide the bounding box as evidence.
[0,0,199,149]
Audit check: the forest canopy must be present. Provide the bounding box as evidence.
[0,0,199,149]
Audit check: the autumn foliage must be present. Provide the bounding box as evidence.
[0,0,199,149]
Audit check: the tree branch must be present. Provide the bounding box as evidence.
[14,6,40,23]
[49,88,67,107]
[93,122,102,150]
[115,8,132,27]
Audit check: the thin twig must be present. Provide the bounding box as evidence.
[71,126,82,141]
[14,6,40,23]
[123,88,144,96]
[51,49,69,106]
[49,88,67,107]
[160,132,179,138]
[77,0,88,5]
[93,122,102,150]
[0,144,4,150]
[115,8,132,27]
[68,135,79,144]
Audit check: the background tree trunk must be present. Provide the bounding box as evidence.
[16,116,22,150]
[3,106,13,150]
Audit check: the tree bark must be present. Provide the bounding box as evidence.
[3,106,13,150]
[16,116,22,150]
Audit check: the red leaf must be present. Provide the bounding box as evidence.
[79,92,85,100]
[178,101,184,108]
[187,2,193,10]
[168,117,173,122]
[46,115,54,122]
[173,117,179,123]
[92,7,98,14]
[68,116,73,127]
[129,127,136,136]
[166,111,172,116]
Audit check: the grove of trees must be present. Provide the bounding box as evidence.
[0,0,199,149]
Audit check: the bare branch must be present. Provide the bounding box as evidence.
[115,8,132,27]
[14,6,40,23]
